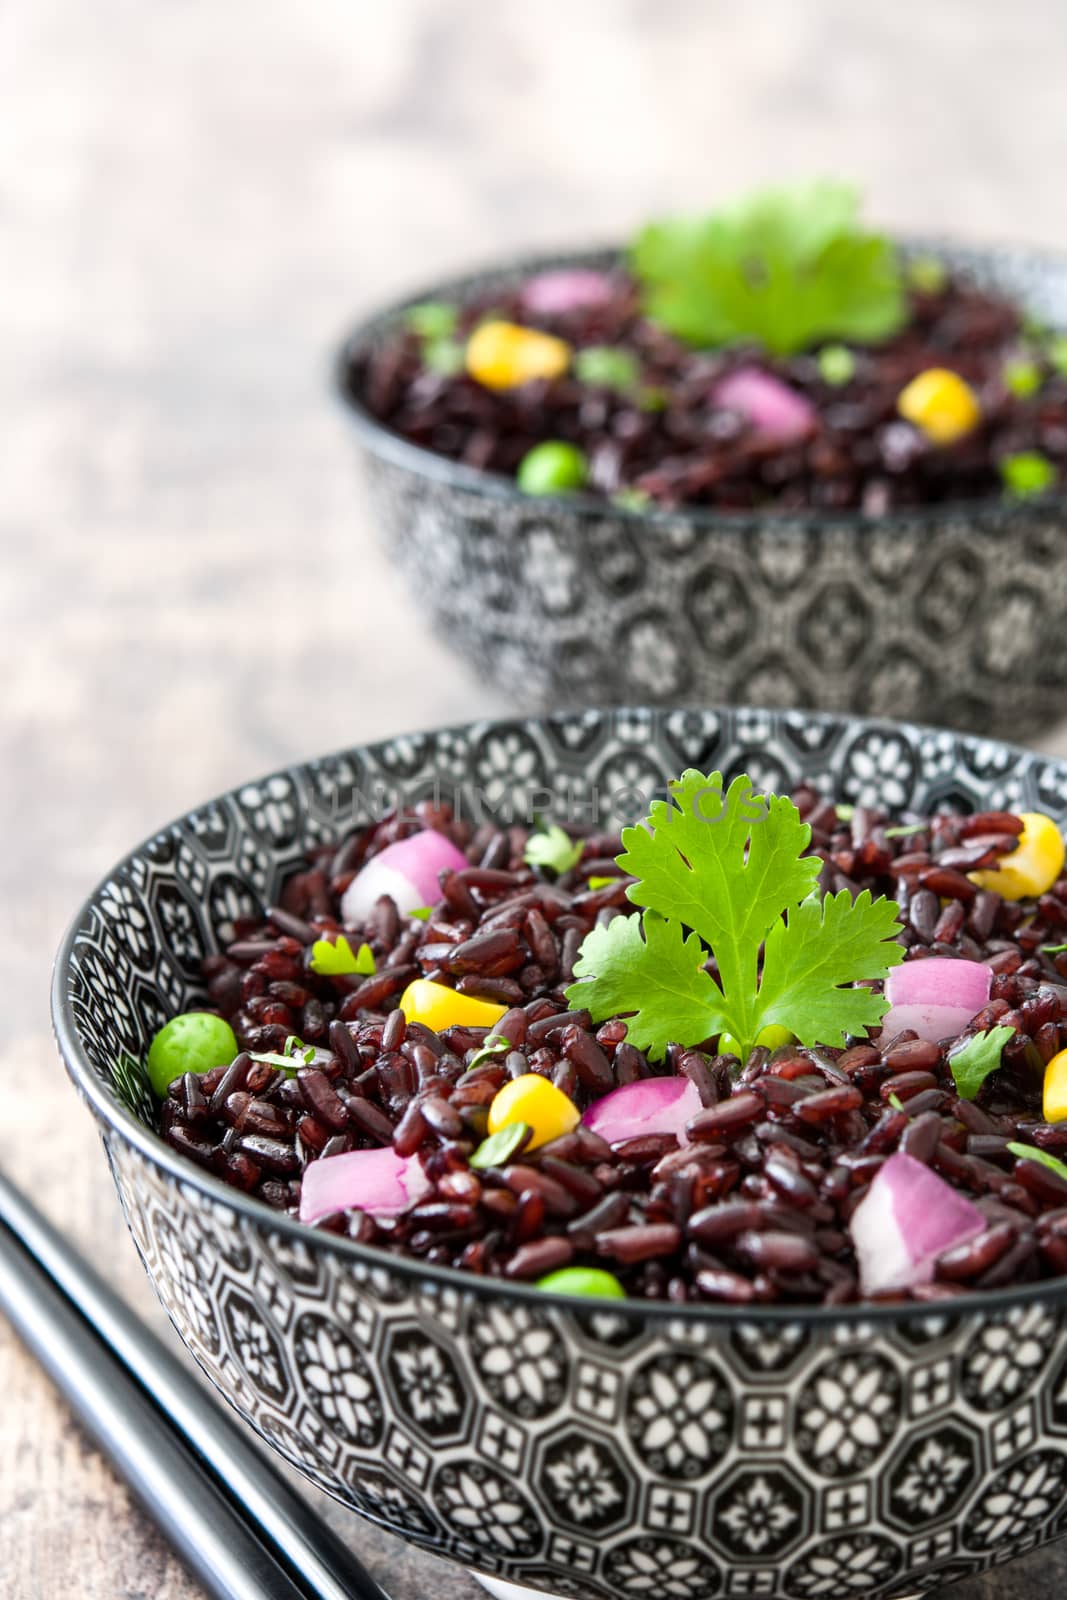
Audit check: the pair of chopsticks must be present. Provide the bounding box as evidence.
[0,1167,391,1600]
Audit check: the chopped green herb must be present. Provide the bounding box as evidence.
[517,441,589,496]
[818,344,856,386]
[525,824,584,876]
[422,336,466,376]
[588,875,618,890]
[888,1092,905,1112]
[566,770,904,1060]
[835,804,855,822]
[948,1025,1015,1101]
[884,823,927,839]
[409,906,433,921]
[905,254,948,295]
[612,487,653,511]
[574,345,640,391]
[404,302,457,339]
[1042,943,1067,956]
[1007,1142,1067,1183]
[637,386,668,412]
[466,1033,511,1071]
[309,934,376,977]
[249,1035,316,1075]
[630,181,905,356]
[1049,336,1067,377]
[1003,358,1043,399]
[470,1122,532,1170]
[1000,450,1057,499]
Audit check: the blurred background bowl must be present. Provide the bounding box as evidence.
[338,242,1067,741]
[54,705,1067,1600]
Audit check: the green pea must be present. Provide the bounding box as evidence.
[147,1012,239,1098]
[818,344,856,387]
[536,1266,627,1300]
[1000,450,1056,499]
[516,441,588,496]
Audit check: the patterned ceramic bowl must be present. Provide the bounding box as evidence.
[336,243,1067,741]
[54,708,1067,1600]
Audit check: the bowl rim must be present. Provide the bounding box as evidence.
[333,233,1067,532]
[53,703,1067,1329]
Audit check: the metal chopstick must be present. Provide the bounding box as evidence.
[0,1169,391,1600]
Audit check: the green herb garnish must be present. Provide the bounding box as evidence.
[1003,358,1043,399]
[630,181,905,356]
[422,337,466,376]
[409,906,433,921]
[575,346,640,391]
[470,1122,532,1170]
[888,1092,905,1112]
[466,1033,511,1070]
[884,823,927,839]
[835,804,855,822]
[1043,943,1067,956]
[1000,450,1057,499]
[948,1025,1015,1101]
[566,770,904,1061]
[525,824,584,876]
[309,934,376,977]
[818,344,856,386]
[637,386,668,412]
[588,875,618,891]
[905,255,948,295]
[248,1035,316,1075]
[404,302,457,339]
[1007,1142,1067,1182]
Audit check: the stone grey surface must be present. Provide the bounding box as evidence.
[5,2,1067,1596]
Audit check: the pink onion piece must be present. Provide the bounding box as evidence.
[885,956,991,1014]
[582,1076,703,1146]
[340,830,469,923]
[850,1151,984,1294]
[712,366,817,443]
[879,1002,983,1045]
[521,269,615,315]
[299,1147,431,1225]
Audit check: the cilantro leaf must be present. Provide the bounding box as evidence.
[1007,1142,1067,1183]
[409,906,433,921]
[888,1092,905,1111]
[574,346,640,391]
[631,181,905,356]
[756,889,903,1049]
[1043,943,1067,956]
[466,1033,512,1070]
[948,1025,1015,1101]
[570,912,725,1059]
[525,825,584,876]
[619,771,819,1012]
[309,934,376,977]
[404,302,457,339]
[567,769,904,1060]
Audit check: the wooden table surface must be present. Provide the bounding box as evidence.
[6,2,1067,1595]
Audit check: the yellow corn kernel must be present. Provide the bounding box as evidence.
[398,979,508,1033]
[488,1073,580,1151]
[466,321,571,391]
[969,812,1066,902]
[897,368,981,444]
[1044,1048,1067,1124]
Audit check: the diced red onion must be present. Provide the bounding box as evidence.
[878,1001,986,1045]
[299,1147,431,1225]
[340,830,469,923]
[582,1076,702,1145]
[521,269,615,315]
[850,1151,984,1294]
[886,957,991,1013]
[712,367,816,442]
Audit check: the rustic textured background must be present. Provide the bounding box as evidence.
[5,2,1067,1595]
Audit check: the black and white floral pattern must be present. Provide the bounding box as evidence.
[52,707,1067,1599]
[341,244,1067,741]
